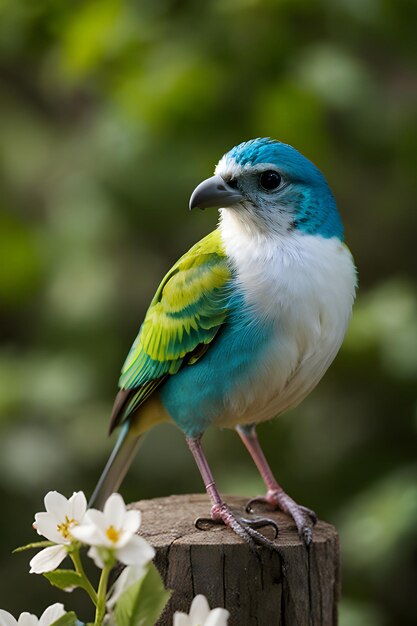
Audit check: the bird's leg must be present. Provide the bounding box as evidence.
[236,424,317,545]
[185,436,279,549]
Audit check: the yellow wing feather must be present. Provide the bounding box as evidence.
[111,229,232,429]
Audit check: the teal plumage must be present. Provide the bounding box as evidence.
[160,293,274,437]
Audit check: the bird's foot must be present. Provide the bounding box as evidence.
[195,503,278,550]
[246,489,317,545]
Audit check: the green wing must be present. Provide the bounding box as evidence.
[110,229,231,430]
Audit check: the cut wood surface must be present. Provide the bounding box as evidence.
[130,494,340,626]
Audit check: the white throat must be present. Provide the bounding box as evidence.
[216,208,357,426]
[219,208,356,325]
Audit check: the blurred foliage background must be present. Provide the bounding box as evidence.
[0,0,416,623]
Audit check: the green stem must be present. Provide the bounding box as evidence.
[94,563,112,626]
[70,550,98,606]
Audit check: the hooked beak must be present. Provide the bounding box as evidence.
[189,174,243,211]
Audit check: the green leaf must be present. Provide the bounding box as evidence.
[114,563,171,626]
[43,569,85,592]
[13,541,55,553]
[50,612,80,626]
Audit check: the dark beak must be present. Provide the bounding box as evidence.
[189,174,243,211]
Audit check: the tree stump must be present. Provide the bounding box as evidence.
[130,494,340,626]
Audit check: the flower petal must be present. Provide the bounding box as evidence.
[29,545,67,574]
[112,529,131,549]
[84,509,109,534]
[71,524,99,546]
[116,535,155,566]
[71,513,109,547]
[87,546,105,569]
[33,512,64,544]
[67,491,87,521]
[0,610,18,626]
[189,595,210,626]
[204,608,230,626]
[103,493,126,527]
[16,615,38,626]
[39,605,66,626]
[173,613,190,626]
[123,509,141,534]
[44,492,69,521]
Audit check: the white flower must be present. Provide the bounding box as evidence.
[0,604,66,626]
[30,491,87,574]
[71,493,155,568]
[173,595,229,626]
[107,564,147,608]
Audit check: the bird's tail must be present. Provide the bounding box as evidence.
[89,421,143,509]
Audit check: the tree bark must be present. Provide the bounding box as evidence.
[130,494,340,626]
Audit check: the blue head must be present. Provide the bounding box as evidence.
[212,138,343,240]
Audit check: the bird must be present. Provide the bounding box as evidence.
[90,137,357,546]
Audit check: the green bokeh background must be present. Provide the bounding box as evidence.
[0,0,416,623]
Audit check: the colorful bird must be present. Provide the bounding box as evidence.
[90,138,357,546]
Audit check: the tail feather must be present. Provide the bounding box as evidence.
[89,421,142,509]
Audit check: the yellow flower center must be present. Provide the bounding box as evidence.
[57,516,76,540]
[106,525,121,544]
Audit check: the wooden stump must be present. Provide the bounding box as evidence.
[130,494,340,626]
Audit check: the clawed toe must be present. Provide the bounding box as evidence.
[239,516,279,539]
[195,504,279,550]
[246,495,274,514]
[290,505,316,545]
[194,516,223,530]
[246,493,317,545]
[301,524,314,546]
[240,522,278,550]
[299,505,317,524]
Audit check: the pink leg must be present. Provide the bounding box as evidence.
[186,436,278,549]
[236,424,317,544]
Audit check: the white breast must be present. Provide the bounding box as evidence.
[217,210,357,427]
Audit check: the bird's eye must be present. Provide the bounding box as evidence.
[259,170,281,191]
[227,178,239,189]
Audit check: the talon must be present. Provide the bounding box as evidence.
[246,491,317,545]
[245,496,275,514]
[288,504,317,544]
[300,505,318,524]
[195,504,279,550]
[302,526,313,546]
[242,524,278,550]
[239,516,279,539]
[194,516,223,531]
